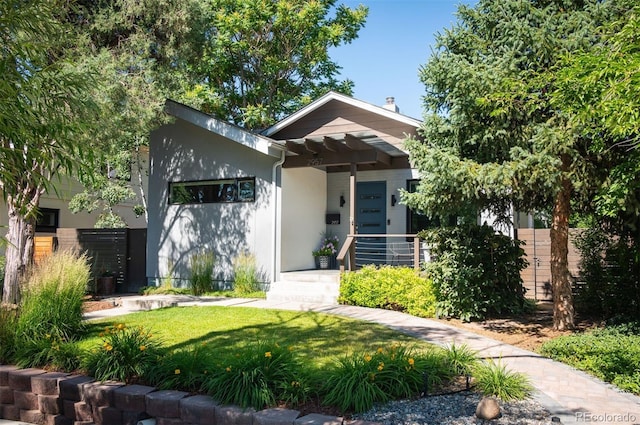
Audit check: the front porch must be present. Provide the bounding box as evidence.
[269,234,429,305]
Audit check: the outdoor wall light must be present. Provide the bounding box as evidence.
[340,195,346,207]
[391,194,397,207]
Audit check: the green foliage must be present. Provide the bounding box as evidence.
[232,251,262,295]
[403,0,634,329]
[540,324,640,395]
[443,343,478,376]
[145,344,214,392]
[1,0,99,303]
[202,340,306,410]
[15,336,82,372]
[339,265,436,318]
[573,227,640,319]
[187,0,368,128]
[322,344,454,413]
[472,359,533,401]
[82,323,166,383]
[17,251,90,342]
[0,304,17,363]
[189,251,215,296]
[422,225,530,321]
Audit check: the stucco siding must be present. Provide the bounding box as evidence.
[280,168,327,271]
[326,168,420,247]
[148,119,277,287]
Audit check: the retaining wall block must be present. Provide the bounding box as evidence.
[0,386,14,404]
[72,401,93,422]
[253,408,300,425]
[84,381,124,408]
[14,390,40,410]
[294,413,343,425]
[92,405,122,425]
[38,394,62,414]
[20,408,46,424]
[114,384,156,412]
[32,373,70,396]
[215,405,255,425]
[156,418,186,425]
[2,403,21,420]
[9,368,46,391]
[60,376,96,402]
[122,409,150,425]
[179,395,217,425]
[0,365,20,386]
[45,413,73,425]
[146,390,189,418]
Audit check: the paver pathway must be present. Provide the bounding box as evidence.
[80,295,640,425]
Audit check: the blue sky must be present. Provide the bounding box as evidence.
[330,0,475,119]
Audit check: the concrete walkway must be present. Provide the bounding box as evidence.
[81,295,640,425]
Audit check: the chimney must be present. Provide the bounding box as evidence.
[382,96,399,113]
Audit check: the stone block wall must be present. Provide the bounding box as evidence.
[0,365,379,425]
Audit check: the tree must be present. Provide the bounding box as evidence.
[1,0,98,303]
[64,0,209,227]
[186,0,368,129]
[552,1,640,226]
[403,0,627,330]
[67,0,368,224]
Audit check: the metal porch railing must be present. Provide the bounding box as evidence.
[336,234,426,272]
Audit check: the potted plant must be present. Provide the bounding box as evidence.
[96,268,116,296]
[312,234,339,269]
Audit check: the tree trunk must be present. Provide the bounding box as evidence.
[550,167,575,330]
[2,198,37,305]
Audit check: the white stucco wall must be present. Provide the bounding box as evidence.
[280,167,327,271]
[148,119,279,287]
[325,168,421,246]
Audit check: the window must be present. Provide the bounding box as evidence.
[405,180,456,234]
[36,208,59,233]
[168,177,255,205]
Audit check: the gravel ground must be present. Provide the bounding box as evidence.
[353,392,556,425]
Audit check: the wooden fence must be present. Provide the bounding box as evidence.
[517,228,583,301]
[35,228,148,294]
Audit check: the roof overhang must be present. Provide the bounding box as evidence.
[282,131,411,172]
[164,100,285,159]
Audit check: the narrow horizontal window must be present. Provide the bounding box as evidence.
[168,177,255,205]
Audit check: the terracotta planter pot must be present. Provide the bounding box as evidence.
[96,276,115,296]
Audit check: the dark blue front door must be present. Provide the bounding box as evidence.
[355,181,386,266]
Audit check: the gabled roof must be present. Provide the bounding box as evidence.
[261,91,421,137]
[164,100,285,158]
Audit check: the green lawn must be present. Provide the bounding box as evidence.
[81,306,436,367]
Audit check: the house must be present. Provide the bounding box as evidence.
[147,91,426,288]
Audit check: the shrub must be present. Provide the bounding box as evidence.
[189,251,215,296]
[82,323,165,383]
[472,359,532,401]
[339,265,436,318]
[322,344,454,413]
[17,250,90,342]
[0,304,17,363]
[202,340,306,410]
[232,251,262,295]
[15,336,82,371]
[145,344,214,392]
[540,324,640,394]
[421,224,530,321]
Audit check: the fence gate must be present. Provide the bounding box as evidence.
[517,228,582,301]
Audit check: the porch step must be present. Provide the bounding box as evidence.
[267,271,341,305]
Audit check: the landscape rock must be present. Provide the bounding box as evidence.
[476,396,501,420]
